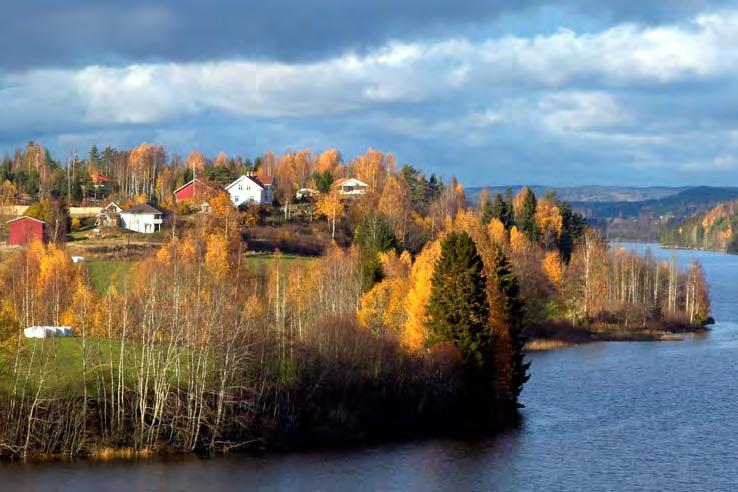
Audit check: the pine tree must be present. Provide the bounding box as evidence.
[427,232,491,371]
[487,245,530,405]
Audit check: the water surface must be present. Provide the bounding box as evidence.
[3,243,738,491]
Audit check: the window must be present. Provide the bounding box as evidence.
[233,195,239,203]
[238,184,243,191]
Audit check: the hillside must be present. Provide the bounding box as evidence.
[466,185,683,205]
[469,186,738,242]
[660,200,738,253]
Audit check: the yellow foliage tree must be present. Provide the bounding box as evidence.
[316,190,343,238]
[542,251,563,289]
[403,238,441,350]
[205,234,230,280]
[487,218,507,247]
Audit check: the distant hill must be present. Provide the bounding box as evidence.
[660,200,738,253]
[465,185,685,205]
[467,185,738,242]
[570,186,738,219]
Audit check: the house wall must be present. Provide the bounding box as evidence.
[228,177,269,206]
[9,219,45,245]
[119,213,163,233]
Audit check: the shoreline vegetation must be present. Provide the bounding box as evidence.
[0,145,711,462]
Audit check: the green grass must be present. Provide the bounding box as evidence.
[244,254,315,275]
[0,337,124,395]
[86,260,135,293]
[0,337,203,396]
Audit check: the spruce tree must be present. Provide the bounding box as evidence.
[490,193,514,229]
[427,232,491,371]
[517,188,540,242]
[558,203,585,263]
[488,245,530,405]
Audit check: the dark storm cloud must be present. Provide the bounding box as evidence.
[1,0,732,69]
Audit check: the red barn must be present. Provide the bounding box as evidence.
[174,178,215,202]
[8,216,47,245]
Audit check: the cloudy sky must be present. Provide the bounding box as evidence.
[2,0,738,186]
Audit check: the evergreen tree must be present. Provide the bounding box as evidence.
[517,188,539,242]
[558,202,586,263]
[88,145,100,168]
[489,193,514,229]
[427,232,491,371]
[488,245,530,405]
[354,213,396,289]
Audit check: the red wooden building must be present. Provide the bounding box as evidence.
[8,216,47,245]
[174,179,215,202]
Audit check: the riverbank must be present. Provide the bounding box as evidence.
[524,319,710,351]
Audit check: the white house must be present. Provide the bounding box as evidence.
[334,177,368,196]
[225,174,274,206]
[119,203,165,233]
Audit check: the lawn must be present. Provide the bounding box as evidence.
[0,336,203,396]
[244,254,316,274]
[86,260,135,293]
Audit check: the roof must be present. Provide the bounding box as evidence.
[173,178,198,194]
[334,177,368,187]
[122,203,164,215]
[255,175,274,186]
[7,215,46,225]
[226,174,266,191]
[91,174,111,183]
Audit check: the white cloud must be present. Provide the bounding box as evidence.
[2,9,737,129]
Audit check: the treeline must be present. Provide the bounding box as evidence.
[660,200,738,253]
[0,146,711,459]
[0,142,448,211]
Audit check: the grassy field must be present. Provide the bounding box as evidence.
[86,260,135,293]
[0,336,203,395]
[0,337,125,395]
[244,254,315,274]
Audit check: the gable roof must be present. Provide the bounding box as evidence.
[104,201,122,212]
[225,174,265,191]
[122,203,164,215]
[7,215,46,225]
[173,178,199,194]
[334,177,368,187]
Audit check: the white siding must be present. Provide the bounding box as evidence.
[119,212,163,233]
[226,176,273,206]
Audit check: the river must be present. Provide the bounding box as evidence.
[3,243,738,491]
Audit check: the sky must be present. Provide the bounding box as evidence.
[2,0,738,186]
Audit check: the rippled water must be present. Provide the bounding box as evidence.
[4,243,738,491]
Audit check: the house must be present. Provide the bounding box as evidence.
[96,201,123,228]
[173,178,218,203]
[119,203,165,233]
[334,178,368,196]
[8,216,47,245]
[225,173,274,206]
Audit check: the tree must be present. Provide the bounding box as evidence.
[479,187,492,225]
[427,232,491,371]
[25,198,70,243]
[315,190,343,239]
[515,187,539,242]
[558,202,586,264]
[487,245,529,404]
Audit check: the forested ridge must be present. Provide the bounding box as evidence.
[660,200,738,253]
[0,142,711,460]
